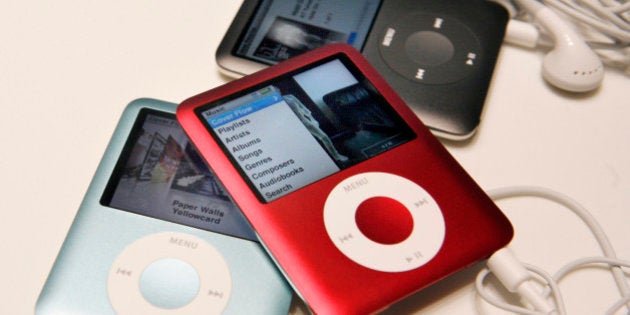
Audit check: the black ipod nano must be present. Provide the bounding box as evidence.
[215,0,509,140]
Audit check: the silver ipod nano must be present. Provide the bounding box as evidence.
[36,98,293,314]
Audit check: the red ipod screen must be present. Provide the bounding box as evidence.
[197,56,415,202]
[177,44,512,314]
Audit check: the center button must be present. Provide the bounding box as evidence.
[139,258,200,309]
[405,31,455,66]
[355,196,414,245]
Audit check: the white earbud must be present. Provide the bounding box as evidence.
[515,0,604,92]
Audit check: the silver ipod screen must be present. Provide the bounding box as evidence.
[101,110,257,241]
[236,0,382,64]
[200,58,414,202]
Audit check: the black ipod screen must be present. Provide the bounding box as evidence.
[198,56,415,202]
[100,109,257,241]
[235,0,382,64]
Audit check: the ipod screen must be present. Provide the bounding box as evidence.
[197,57,415,202]
[100,110,257,241]
[234,0,382,64]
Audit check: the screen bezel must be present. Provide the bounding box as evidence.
[196,53,416,203]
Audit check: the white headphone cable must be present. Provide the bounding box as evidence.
[476,186,630,314]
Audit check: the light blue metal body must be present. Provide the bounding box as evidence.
[36,98,293,314]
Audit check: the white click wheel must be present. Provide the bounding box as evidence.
[324,172,445,272]
[107,232,231,314]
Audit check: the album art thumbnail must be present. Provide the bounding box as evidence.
[254,16,348,62]
[171,143,231,201]
[137,132,167,181]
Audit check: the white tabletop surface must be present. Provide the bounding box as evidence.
[2,1,628,314]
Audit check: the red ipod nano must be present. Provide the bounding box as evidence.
[177,43,513,314]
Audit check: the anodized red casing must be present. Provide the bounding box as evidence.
[177,43,513,314]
